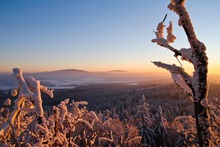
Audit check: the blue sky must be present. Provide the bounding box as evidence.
[0,0,220,74]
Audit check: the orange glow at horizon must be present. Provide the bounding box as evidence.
[1,62,220,76]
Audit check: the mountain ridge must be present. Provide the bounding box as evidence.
[53,69,90,73]
[107,70,127,73]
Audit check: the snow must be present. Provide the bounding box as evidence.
[166,21,176,43]
[0,68,55,136]
[151,38,168,46]
[78,119,93,130]
[13,68,32,98]
[58,99,69,124]
[200,98,209,108]
[11,87,19,96]
[3,98,11,106]
[168,0,198,48]
[171,73,193,96]
[156,22,166,38]
[180,48,193,63]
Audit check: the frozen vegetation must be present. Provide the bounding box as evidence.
[0,69,220,146]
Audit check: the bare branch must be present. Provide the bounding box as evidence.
[162,14,168,23]
[175,57,182,68]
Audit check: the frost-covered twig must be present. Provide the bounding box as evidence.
[25,77,44,123]
[78,119,93,130]
[151,13,195,64]
[127,136,142,145]
[99,131,114,143]
[39,85,54,98]
[58,99,69,124]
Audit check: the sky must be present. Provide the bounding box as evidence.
[0,0,220,75]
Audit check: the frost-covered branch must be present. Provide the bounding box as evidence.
[152,61,192,86]
[0,68,32,136]
[99,131,113,143]
[152,61,195,97]
[78,119,93,130]
[151,12,195,63]
[168,0,198,48]
[151,39,194,63]
[0,68,54,136]
[13,68,32,98]
[171,73,193,96]
[25,77,44,122]
[39,85,54,98]
[151,19,193,62]
[152,20,176,45]
[151,38,181,57]
[58,99,69,124]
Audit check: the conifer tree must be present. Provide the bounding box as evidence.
[134,95,155,146]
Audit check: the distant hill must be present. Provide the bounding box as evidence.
[107,70,127,73]
[0,68,173,90]
[36,69,128,77]
[32,69,92,80]
[53,69,90,73]
[35,68,91,75]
